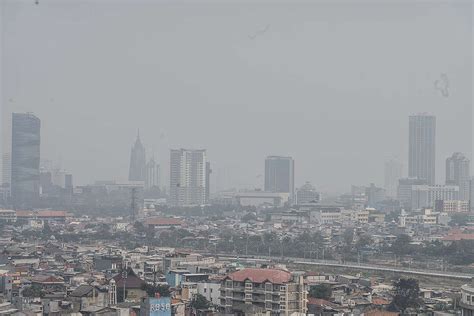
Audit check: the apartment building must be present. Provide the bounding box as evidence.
[219,268,307,316]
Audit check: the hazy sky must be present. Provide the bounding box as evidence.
[1,0,472,194]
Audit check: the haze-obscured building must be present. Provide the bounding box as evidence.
[295,181,320,204]
[170,149,208,206]
[128,131,146,182]
[446,152,470,201]
[384,159,402,199]
[409,114,436,185]
[265,156,294,202]
[11,113,41,209]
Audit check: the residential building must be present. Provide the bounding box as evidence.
[310,206,343,224]
[0,209,16,223]
[471,177,474,212]
[446,152,470,200]
[397,178,427,209]
[409,114,436,185]
[11,113,41,209]
[1,153,11,199]
[410,185,459,209]
[220,268,307,315]
[384,159,403,199]
[461,283,474,316]
[197,281,221,306]
[435,200,470,213]
[233,191,290,207]
[170,149,208,206]
[366,183,386,208]
[265,156,295,203]
[295,181,320,204]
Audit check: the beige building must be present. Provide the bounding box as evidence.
[220,268,307,316]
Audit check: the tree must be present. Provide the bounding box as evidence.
[22,285,43,298]
[241,212,257,223]
[389,278,422,314]
[133,221,145,231]
[141,283,171,297]
[391,234,412,256]
[309,284,332,300]
[356,234,373,249]
[190,293,211,310]
[42,222,52,237]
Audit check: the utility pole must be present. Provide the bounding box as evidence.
[131,187,138,222]
[122,269,128,302]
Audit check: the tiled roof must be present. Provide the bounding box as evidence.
[442,234,474,241]
[112,268,146,289]
[146,218,183,226]
[226,268,291,284]
[37,210,67,217]
[16,211,35,217]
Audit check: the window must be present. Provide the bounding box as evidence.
[225,281,232,288]
[265,283,273,291]
[210,288,213,293]
[245,293,252,300]
[204,288,207,293]
[245,282,252,290]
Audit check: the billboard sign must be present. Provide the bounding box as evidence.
[149,297,171,316]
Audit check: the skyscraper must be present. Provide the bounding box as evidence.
[145,156,160,189]
[264,156,294,201]
[170,149,208,206]
[384,159,403,199]
[11,113,41,209]
[128,131,146,182]
[446,152,470,201]
[409,114,436,185]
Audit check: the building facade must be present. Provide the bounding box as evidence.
[145,157,160,189]
[409,114,436,185]
[264,156,295,203]
[410,184,459,210]
[446,152,470,201]
[220,268,307,316]
[461,283,474,316]
[295,181,320,205]
[169,149,208,206]
[11,113,41,209]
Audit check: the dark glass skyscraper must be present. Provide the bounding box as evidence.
[128,131,146,182]
[264,156,294,201]
[11,113,41,209]
[409,114,436,185]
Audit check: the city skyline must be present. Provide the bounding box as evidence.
[1,1,471,193]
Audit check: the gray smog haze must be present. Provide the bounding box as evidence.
[1,0,472,194]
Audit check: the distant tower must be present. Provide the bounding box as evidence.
[205,161,211,203]
[11,113,41,209]
[264,156,295,202]
[446,152,470,200]
[108,279,117,306]
[145,156,160,189]
[384,159,403,199]
[409,114,436,185]
[170,149,208,206]
[128,130,146,181]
